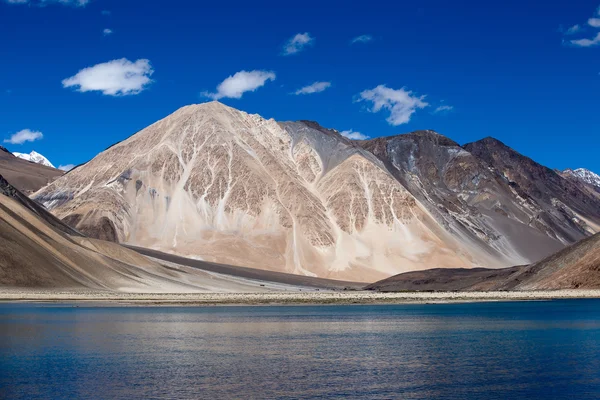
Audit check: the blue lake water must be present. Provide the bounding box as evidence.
[1,300,600,399]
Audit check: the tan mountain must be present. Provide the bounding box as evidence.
[1,174,342,292]
[32,102,600,281]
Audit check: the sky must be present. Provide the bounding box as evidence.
[1,0,599,173]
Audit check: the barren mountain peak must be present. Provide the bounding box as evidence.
[31,103,600,281]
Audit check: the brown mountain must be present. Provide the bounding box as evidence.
[464,138,600,241]
[366,232,600,292]
[357,131,578,266]
[0,145,63,194]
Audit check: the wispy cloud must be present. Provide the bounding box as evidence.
[434,105,454,114]
[565,24,582,35]
[202,70,275,100]
[282,33,314,55]
[340,130,369,140]
[351,34,373,44]
[570,32,600,47]
[293,81,331,95]
[62,58,154,96]
[4,0,89,6]
[103,28,113,36]
[58,164,75,171]
[562,5,600,44]
[4,129,43,145]
[101,10,110,15]
[357,85,429,126]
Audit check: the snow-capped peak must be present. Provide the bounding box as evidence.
[564,168,600,188]
[12,150,55,169]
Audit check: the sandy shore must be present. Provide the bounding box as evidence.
[2,289,600,306]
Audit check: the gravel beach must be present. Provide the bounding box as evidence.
[2,289,600,306]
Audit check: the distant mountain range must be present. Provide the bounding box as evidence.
[12,150,55,169]
[31,102,600,281]
[0,146,63,195]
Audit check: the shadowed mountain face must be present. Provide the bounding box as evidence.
[32,102,600,280]
[464,138,600,242]
[0,146,63,195]
[560,168,600,201]
[365,232,600,291]
[358,131,573,266]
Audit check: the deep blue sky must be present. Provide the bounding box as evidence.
[1,0,599,172]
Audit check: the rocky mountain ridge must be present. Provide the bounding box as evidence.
[32,102,600,280]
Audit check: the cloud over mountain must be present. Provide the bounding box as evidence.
[340,129,369,140]
[4,129,43,145]
[62,58,154,96]
[293,81,331,95]
[58,164,75,171]
[202,70,275,100]
[357,85,429,125]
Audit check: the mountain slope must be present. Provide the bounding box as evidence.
[12,150,55,168]
[366,232,600,291]
[561,168,600,200]
[358,131,567,267]
[563,168,600,189]
[464,138,600,241]
[32,103,600,280]
[0,146,63,194]
[34,102,488,281]
[1,174,336,292]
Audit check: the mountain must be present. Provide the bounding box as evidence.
[365,232,600,291]
[0,146,63,194]
[12,150,55,168]
[357,131,594,265]
[563,168,600,189]
[463,138,600,241]
[561,168,600,201]
[1,174,342,292]
[33,102,600,280]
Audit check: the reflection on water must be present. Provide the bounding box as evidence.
[1,301,600,399]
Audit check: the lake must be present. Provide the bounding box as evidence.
[1,300,600,399]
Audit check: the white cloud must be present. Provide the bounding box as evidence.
[357,85,429,126]
[202,70,275,100]
[293,81,331,95]
[103,28,113,36]
[58,164,75,171]
[4,0,89,6]
[565,24,582,35]
[4,129,43,145]
[282,33,314,55]
[340,130,369,140]
[434,105,454,114]
[589,18,600,28]
[62,58,154,96]
[351,35,373,44]
[570,32,600,47]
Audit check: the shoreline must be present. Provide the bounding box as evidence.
[2,289,600,306]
